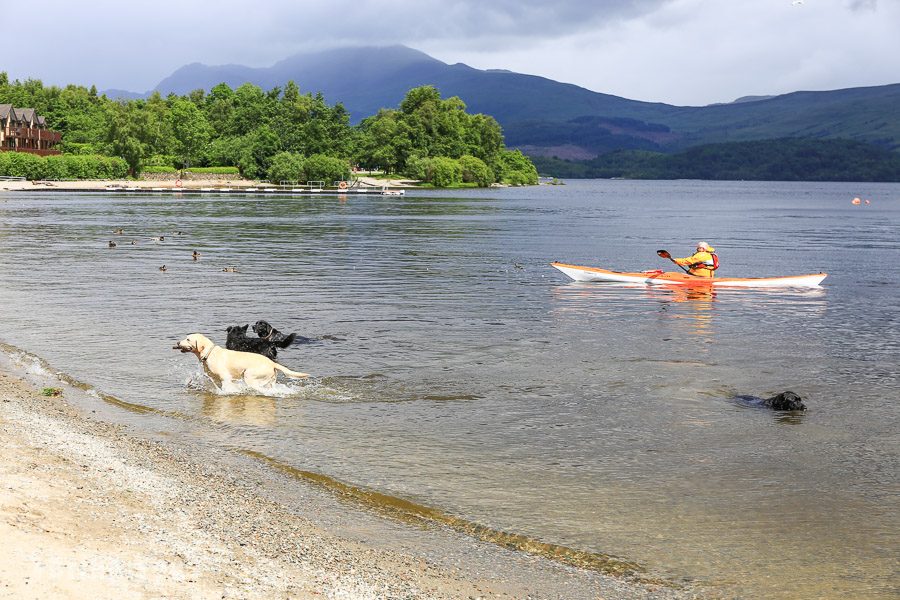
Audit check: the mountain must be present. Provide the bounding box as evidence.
[116,45,900,159]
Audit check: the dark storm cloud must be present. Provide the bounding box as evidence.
[1,0,897,105]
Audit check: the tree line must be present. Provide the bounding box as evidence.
[531,138,900,182]
[0,72,537,186]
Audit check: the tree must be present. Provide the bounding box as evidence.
[169,98,212,168]
[267,151,306,183]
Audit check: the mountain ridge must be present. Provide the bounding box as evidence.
[104,45,900,158]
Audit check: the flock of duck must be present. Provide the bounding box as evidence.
[106,229,238,273]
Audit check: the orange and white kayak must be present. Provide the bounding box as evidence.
[551,262,827,288]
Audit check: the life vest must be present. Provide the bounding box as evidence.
[689,251,718,273]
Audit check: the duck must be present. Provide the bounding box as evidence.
[173,231,185,236]
[192,251,201,261]
[108,241,117,248]
[222,266,238,273]
[159,265,168,272]
[112,228,124,235]
[150,236,165,242]
[130,240,138,245]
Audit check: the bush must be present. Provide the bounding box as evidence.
[0,152,45,179]
[458,154,494,186]
[0,153,128,180]
[267,152,306,183]
[43,155,70,179]
[497,149,539,185]
[430,156,463,187]
[302,154,350,183]
[142,165,177,173]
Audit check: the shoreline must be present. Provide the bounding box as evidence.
[0,350,695,599]
[0,176,418,193]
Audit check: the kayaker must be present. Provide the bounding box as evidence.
[674,242,718,278]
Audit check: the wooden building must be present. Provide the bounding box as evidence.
[0,104,61,155]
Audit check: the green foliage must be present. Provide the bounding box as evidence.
[267,151,306,182]
[0,153,127,179]
[187,166,240,174]
[302,153,350,182]
[497,149,539,185]
[458,155,494,186]
[1,76,533,187]
[142,165,178,173]
[530,138,900,182]
[359,86,510,178]
[429,156,463,187]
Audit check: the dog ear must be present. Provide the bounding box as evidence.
[241,324,249,332]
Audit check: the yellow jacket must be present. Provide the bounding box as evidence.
[675,247,717,277]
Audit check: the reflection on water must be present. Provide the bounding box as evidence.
[0,182,898,598]
[201,394,277,427]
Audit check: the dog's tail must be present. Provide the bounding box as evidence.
[276,332,297,348]
[273,362,310,379]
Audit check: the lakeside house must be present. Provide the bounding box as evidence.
[0,104,61,155]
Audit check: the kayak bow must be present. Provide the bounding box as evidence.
[551,262,827,288]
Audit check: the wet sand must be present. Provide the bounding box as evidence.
[0,368,696,599]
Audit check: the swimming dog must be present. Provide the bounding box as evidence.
[174,333,309,393]
[252,320,306,346]
[225,324,286,360]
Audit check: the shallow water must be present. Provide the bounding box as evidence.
[1,180,898,597]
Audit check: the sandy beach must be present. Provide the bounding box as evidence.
[0,176,416,193]
[0,358,696,599]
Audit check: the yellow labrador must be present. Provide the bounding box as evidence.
[174,333,309,393]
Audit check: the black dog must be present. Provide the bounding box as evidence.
[225,324,286,360]
[736,391,807,411]
[253,320,309,346]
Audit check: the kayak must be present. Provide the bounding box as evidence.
[551,262,827,288]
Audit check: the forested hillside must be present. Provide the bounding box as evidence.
[0,72,536,186]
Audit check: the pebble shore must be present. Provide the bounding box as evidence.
[0,360,701,599]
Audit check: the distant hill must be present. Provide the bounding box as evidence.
[531,138,900,181]
[109,45,900,158]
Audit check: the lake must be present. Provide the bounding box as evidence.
[1,180,897,598]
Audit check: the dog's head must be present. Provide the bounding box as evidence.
[253,320,274,339]
[226,324,249,339]
[173,333,214,357]
[767,391,807,411]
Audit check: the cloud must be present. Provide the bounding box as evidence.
[0,0,897,105]
[846,0,877,10]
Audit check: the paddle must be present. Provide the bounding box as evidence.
[657,249,697,276]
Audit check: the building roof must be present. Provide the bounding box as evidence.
[0,104,11,119]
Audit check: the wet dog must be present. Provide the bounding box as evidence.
[174,333,309,393]
[735,391,807,411]
[225,324,284,360]
[252,320,307,346]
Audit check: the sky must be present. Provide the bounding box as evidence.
[2,0,898,106]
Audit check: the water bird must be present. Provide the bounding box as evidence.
[222,266,238,273]
[173,231,185,236]
[514,263,525,270]
[792,0,803,5]
[159,265,168,272]
[150,235,166,242]
[192,250,201,260]
[108,241,117,248]
[112,228,124,235]
[130,240,138,245]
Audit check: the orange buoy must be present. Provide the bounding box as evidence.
[851,197,861,205]
[338,181,348,190]
[175,179,183,188]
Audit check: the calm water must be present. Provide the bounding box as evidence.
[1,180,898,598]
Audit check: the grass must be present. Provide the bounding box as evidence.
[41,387,63,397]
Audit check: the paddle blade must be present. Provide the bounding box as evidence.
[657,249,672,259]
